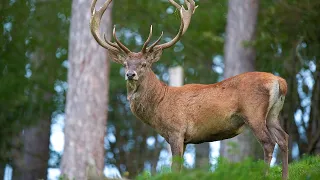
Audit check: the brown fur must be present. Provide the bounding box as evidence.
[278,77,288,95]
[127,70,288,179]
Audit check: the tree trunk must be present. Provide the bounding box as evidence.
[12,46,54,180]
[307,59,320,154]
[219,0,263,162]
[313,60,320,154]
[195,143,209,168]
[60,0,111,179]
[0,164,4,180]
[12,115,51,180]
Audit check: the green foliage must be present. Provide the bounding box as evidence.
[256,0,320,73]
[0,0,70,164]
[136,156,320,180]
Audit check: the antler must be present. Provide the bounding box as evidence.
[141,25,154,53]
[90,0,131,54]
[90,0,196,54]
[168,0,197,35]
[144,0,197,52]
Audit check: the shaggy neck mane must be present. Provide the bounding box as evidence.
[126,70,167,122]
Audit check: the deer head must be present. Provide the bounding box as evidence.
[90,0,197,81]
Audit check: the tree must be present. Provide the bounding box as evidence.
[0,0,31,169]
[256,0,320,160]
[60,0,111,179]
[1,0,69,179]
[12,115,51,180]
[219,0,263,161]
[195,143,210,168]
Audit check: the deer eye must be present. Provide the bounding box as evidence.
[142,62,147,67]
[123,62,127,67]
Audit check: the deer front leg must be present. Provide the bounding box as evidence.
[168,136,185,172]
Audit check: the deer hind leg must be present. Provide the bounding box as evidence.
[247,122,275,171]
[267,122,288,180]
[242,107,275,175]
[266,95,288,180]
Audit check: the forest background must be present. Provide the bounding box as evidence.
[1,0,320,179]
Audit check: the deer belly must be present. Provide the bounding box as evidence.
[185,114,246,144]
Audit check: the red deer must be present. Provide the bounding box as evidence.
[90,0,289,179]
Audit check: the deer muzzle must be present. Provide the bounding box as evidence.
[125,70,138,81]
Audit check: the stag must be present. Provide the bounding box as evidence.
[90,0,289,179]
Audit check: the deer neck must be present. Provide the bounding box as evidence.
[126,70,167,122]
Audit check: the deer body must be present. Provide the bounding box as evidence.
[90,0,289,179]
[128,70,286,145]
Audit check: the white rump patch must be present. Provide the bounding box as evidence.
[267,80,280,112]
[267,80,285,123]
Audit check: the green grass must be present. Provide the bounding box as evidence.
[136,156,320,180]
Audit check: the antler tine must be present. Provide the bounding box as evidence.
[91,0,97,14]
[147,31,164,52]
[113,25,131,54]
[151,0,197,50]
[153,8,184,50]
[181,0,197,34]
[168,0,181,9]
[141,25,153,53]
[103,33,122,50]
[170,0,197,35]
[90,0,120,52]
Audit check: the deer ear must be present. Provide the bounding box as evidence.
[108,51,126,64]
[145,48,163,63]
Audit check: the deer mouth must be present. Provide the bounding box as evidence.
[125,76,139,81]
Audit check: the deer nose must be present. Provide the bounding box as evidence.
[126,71,136,80]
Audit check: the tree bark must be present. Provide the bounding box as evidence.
[307,59,320,154]
[195,143,209,168]
[12,115,51,180]
[219,0,263,162]
[313,60,320,154]
[60,0,111,179]
[0,164,4,180]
